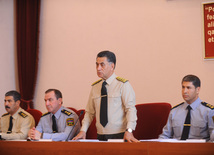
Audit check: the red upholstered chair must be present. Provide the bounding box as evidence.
[67,107,78,113]
[133,102,171,140]
[76,109,97,139]
[26,109,42,126]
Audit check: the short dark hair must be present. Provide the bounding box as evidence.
[45,89,62,99]
[97,51,116,68]
[5,90,21,102]
[182,74,201,88]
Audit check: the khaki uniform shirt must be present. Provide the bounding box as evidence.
[81,73,137,134]
[0,107,35,140]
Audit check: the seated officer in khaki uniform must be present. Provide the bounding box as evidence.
[0,90,35,140]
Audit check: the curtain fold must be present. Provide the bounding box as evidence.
[16,0,41,109]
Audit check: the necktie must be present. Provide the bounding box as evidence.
[7,116,13,134]
[100,81,108,127]
[181,105,192,140]
[52,115,58,133]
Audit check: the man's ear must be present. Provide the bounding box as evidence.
[111,63,115,70]
[196,86,200,95]
[16,100,21,106]
[58,98,63,104]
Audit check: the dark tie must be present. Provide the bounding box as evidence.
[52,115,58,133]
[7,116,13,134]
[100,81,108,127]
[181,105,192,140]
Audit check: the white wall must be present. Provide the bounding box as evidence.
[1,0,214,115]
[0,0,16,115]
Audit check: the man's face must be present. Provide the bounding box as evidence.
[44,91,62,114]
[182,81,200,104]
[4,96,20,115]
[96,57,114,80]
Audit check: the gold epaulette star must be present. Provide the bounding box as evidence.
[116,77,128,83]
[2,113,9,117]
[41,112,50,117]
[171,102,184,110]
[61,109,72,116]
[19,111,28,118]
[91,79,102,86]
[201,102,214,110]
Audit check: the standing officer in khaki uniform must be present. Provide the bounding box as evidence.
[0,90,35,140]
[73,51,138,142]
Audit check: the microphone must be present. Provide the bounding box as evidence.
[27,137,31,141]
[66,110,84,141]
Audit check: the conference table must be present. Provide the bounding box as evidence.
[0,140,214,155]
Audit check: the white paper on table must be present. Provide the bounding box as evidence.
[69,139,100,142]
[107,139,124,142]
[140,139,206,143]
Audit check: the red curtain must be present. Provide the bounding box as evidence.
[16,0,41,110]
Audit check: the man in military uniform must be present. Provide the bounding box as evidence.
[73,51,138,142]
[28,89,80,141]
[0,90,35,140]
[159,75,214,141]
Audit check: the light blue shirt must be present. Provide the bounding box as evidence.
[159,98,214,141]
[36,106,80,141]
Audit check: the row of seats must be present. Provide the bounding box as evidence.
[27,102,171,140]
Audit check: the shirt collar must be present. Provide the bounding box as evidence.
[51,106,63,119]
[11,107,21,120]
[184,97,201,111]
[105,73,116,85]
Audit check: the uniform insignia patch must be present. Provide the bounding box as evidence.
[212,116,214,123]
[171,102,184,110]
[61,109,72,116]
[18,111,28,118]
[2,113,9,117]
[41,112,50,117]
[201,102,214,110]
[91,79,102,86]
[116,77,128,83]
[66,118,74,126]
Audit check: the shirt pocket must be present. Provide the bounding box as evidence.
[93,96,101,107]
[172,120,183,138]
[108,92,122,106]
[14,120,22,133]
[191,121,206,136]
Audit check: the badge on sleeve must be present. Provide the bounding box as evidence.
[66,118,74,126]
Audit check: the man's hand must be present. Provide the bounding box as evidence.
[28,127,42,140]
[72,131,86,140]
[124,131,139,143]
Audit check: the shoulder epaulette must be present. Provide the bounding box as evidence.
[61,109,72,116]
[116,77,128,83]
[171,102,184,110]
[18,111,28,118]
[41,112,50,117]
[201,102,214,110]
[91,79,102,86]
[2,113,9,117]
